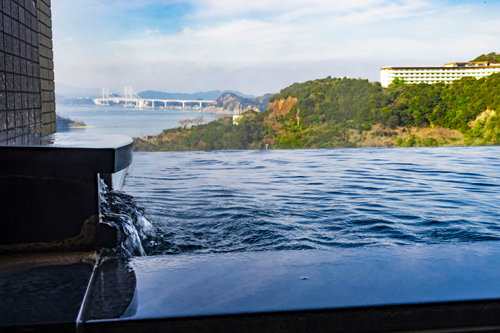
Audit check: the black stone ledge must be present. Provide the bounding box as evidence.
[4,245,500,332]
[82,244,500,332]
[0,133,132,249]
[0,133,133,179]
[7,301,500,333]
[83,300,500,333]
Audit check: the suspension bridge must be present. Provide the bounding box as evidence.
[93,87,215,110]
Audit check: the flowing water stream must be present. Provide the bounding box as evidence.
[99,180,156,256]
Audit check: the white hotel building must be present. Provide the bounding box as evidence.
[380,61,500,88]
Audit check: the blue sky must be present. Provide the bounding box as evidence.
[52,0,500,96]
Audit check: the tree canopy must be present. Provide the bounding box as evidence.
[471,52,500,63]
[135,72,500,151]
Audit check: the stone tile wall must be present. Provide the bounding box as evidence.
[0,0,56,142]
[37,0,55,134]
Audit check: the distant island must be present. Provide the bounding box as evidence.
[56,115,86,128]
[202,93,273,115]
[133,53,500,152]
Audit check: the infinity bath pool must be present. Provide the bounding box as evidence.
[122,146,500,255]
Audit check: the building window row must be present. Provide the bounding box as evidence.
[381,62,500,87]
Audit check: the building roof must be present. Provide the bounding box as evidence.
[381,66,500,70]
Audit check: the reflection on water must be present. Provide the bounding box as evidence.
[85,258,138,321]
[123,147,500,255]
[0,263,93,326]
[84,244,500,323]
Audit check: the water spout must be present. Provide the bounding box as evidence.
[99,179,156,256]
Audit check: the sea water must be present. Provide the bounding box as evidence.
[118,146,500,256]
[56,105,222,137]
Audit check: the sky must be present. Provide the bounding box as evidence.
[52,0,500,96]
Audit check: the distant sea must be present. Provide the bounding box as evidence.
[56,105,222,137]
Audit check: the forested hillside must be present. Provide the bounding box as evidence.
[471,52,500,63]
[202,92,273,114]
[134,72,500,151]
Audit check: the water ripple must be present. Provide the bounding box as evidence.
[124,147,500,255]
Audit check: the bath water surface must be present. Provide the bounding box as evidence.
[119,147,500,255]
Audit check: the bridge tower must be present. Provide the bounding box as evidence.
[124,86,132,107]
[101,88,110,105]
[123,86,141,107]
[102,88,110,99]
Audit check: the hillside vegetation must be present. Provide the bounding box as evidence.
[203,92,273,114]
[471,52,500,63]
[134,72,500,151]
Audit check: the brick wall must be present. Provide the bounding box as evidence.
[0,0,55,142]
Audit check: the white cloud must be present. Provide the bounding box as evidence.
[188,0,421,18]
[104,0,434,67]
[145,29,160,35]
[52,0,500,95]
[478,20,500,32]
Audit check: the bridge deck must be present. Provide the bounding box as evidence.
[94,98,215,103]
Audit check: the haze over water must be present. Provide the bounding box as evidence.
[56,105,221,137]
[123,147,500,256]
